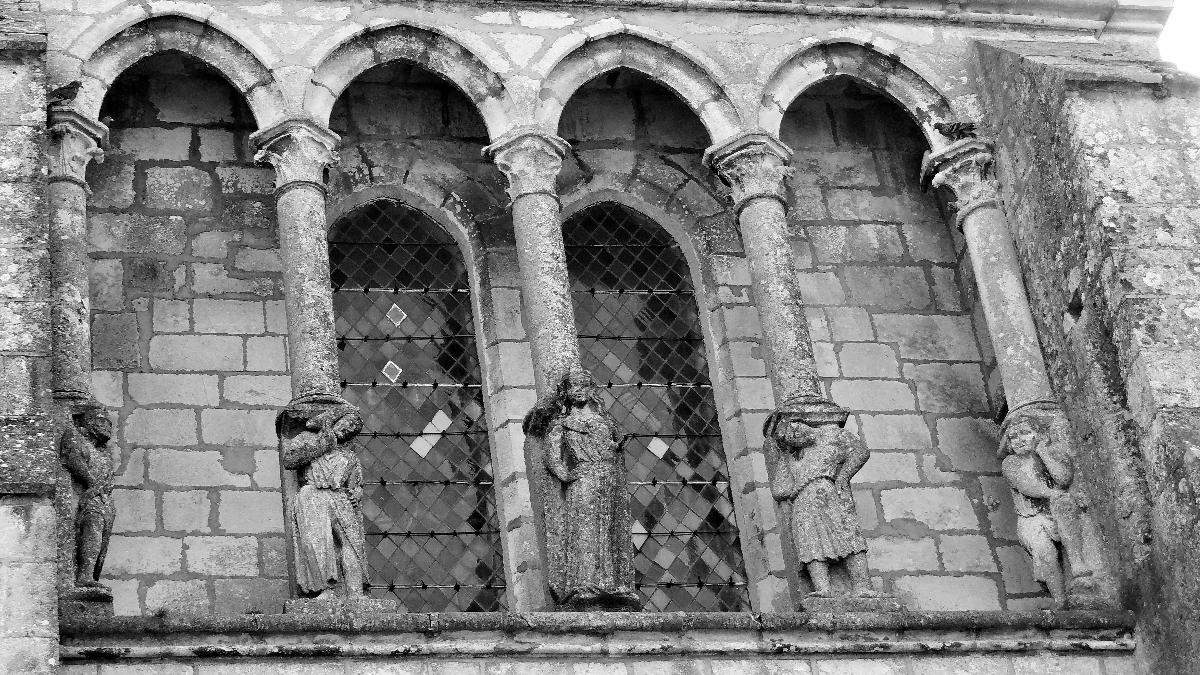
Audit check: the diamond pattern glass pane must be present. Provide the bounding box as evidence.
[564,202,748,612]
[329,199,504,611]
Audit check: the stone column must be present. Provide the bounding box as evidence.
[47,106,107,403]
[923,138,1112,608]
[484,127,580,394]
[922,138,1054,413]
[252,119,342,400]
[704,132,823,405]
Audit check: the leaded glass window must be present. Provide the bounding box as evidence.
[329,199,505,611]
[564,202,749,611]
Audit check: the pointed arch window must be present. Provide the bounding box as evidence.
[328,199,505,611]
[564,202,749,611]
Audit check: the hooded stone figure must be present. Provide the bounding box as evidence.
[59,399,116,597]
[523,369,639,611]
[277,393,367,598]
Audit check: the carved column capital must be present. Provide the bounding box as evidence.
[252,118,340,193]
[704,132,793,213]
[48,106,108,189]
[484,126,570,202]
[922,138,999,230]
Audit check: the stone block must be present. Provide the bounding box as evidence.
[930,266,962,311]
[901,221,957,263]
[149,334,244,371]
[152,299,190,333]
[145,166,213,212]
[880,486,979,530]
[826,307,874,341]
[735,377,774,410]
[939,534,998,572]
[89,370,123,408]
[254,449,281,489]
[830,380,915,411]
[261,536,288,577]
[111,489,156,533]
[980,475,1020,541]
[107,579,141,616]
[144,579,210,615]
[813,341,838,377]
[193,298,266,334]
[905,362,990,413]
[1009,655,1101,675]
[162,490,212,532]
[148,449,252,488]
[197,129,237,162]
[149,75,233,125]
[222,374,291,406]
[859,414,931,449]
[796,271,846,305]
[215,166,275,194]
[997,544,1043,595]
[201,408,278,446]
[105,536,182,574]
[246,336,287,372]
[935,417,1001,472]
[233,247,282,272]
[838,343,899,378]
[729,342,766,378]
[814,659,906,675]
[191,263,276,296]
[265,301,287,334]
[89,258,123,311]
[128,373,220,406]
[191,231,238,259]
[113,127,192,161]
[893,574,1001,611]
[0,637,57,675]
[843,266,932,310]
[184,535,259,576]
[91,312,140,369]
[88,156,135,210]
[722,305,763,339]
[866,536,940,571]
[124,408,197,446]
[89,213,186,255]
[874,314,981,361]
[218,490,284,533]
[0,497,55,561]
[853,452,919,484]
[794,151,880,188]
[214,578,289,615]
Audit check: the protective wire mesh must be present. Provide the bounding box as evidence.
[564,202,749,611]
[329,199,505,611]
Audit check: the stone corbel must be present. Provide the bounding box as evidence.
[921,138,998,230]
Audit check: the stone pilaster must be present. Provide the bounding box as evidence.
[484,127,580,395]
[705,132,824,405]
[47,106,107,402]
[252,118,342,401]
[922,138,1054,414]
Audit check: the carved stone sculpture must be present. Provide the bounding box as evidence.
[58,399,116,604]
[523,369,639,611]
[998,401,1106,608]
[276,393,368,599]
[767,394,899,611]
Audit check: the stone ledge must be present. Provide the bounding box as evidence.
[61,610,1135,661]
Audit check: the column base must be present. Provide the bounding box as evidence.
[284,596,403,616]
[801,594,903,613]
[61,586,115,618]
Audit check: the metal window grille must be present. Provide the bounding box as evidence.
[564,202,749,611]
[328,199,505,611]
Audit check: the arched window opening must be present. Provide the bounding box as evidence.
[564,202,748,611]
[328,199,504,611]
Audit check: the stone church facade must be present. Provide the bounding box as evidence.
[0,0,1194,672]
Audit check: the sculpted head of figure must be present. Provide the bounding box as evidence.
[763,393,849,454]
[74,401,112,446]
[560,368,600,407]
[998,401,1069,460]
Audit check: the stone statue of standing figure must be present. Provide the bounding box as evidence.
[998,401,1108,608]
[523,369,639,611]
[58,399,116,604]
[277,393,368,600]
[767,393,898,611]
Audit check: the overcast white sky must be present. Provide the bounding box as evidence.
[1159,2,1200,74]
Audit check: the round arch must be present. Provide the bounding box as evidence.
[759,40,958,151]
[537,32,742,144]
[305,23,509,140]
[76,15,286,127]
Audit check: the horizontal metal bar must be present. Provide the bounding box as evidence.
[334,286,472,294]
[577,334,703,342]
[366,530,502,536]
[331,241,456,248]
[636,582,748,588]
[341,382,483,389]
[359,431,487,437]
[363,480,495,486]
[572,288,694,295]
[627,480,731,486]
[565,243,679,249]
[601,382,712,389]
[365,584,506,590]
[339,334,478,341]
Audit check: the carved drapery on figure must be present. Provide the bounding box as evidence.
[522,370,639,611]
[998,402,1106,609]
[276,393,368,599]
[766,394,899,612]
[58,399,116,607]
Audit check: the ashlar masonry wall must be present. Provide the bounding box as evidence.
[782,80,1045,610]
[86,52,290,616]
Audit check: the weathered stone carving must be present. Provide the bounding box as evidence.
[59,400,116,600]
[277,393,368,599]
[766,394,898,611]
[998,401,1106,608]
[523,369,639,611]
